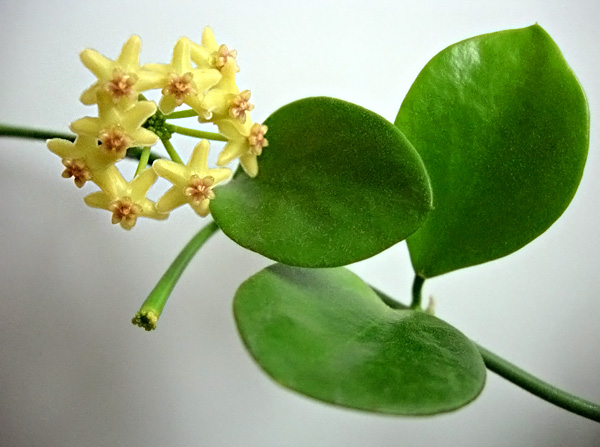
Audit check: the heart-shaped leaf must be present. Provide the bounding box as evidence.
[211,97,432,267]
[395,25,589,278]
[234,264,486,415]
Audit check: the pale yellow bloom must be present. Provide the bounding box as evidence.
[200,59,253,124]
[217,120,268,177]
[190,27,239,72]
[47,136,117,187]
[154,140,231,217]
[80,35,164,105]
[84,168,167,230]
[70,92,158,160]
[143,37,221,115]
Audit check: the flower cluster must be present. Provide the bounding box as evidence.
[47,28,268,230]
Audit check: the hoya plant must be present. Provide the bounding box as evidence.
[1,24,597,421]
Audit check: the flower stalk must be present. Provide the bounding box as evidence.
[132,221,220,331]
[170,125,228,142]
[160,137,184,164]
[134,147,151,176]
[165,109,199,119]
[410,275,425,309]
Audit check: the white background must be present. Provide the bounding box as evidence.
[1,1,600,446]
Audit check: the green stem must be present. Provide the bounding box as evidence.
[134,147,151,176]
[165,109,199,119]
[170,125,228,142]
[372,286,600,423]
[411,275,425,309]
[132,221,220,331]
[1,123,162,165]
[126,146,162,165]
[478,345,600,422]
[0,123,75,141]
[161,137,183,164]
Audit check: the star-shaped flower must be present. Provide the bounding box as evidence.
[143,37,221,115]
[47,135,118,187]
[70,92,158,160]
[153,140,231,217]
[200,59,253,124]
[216,120,268,178]
[190,27,239,72]
[84,168,167,230]
[80,35,164,105]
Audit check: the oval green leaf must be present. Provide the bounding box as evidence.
[211,97,432,268]
[395,25,589,278]
[234,264,486,415]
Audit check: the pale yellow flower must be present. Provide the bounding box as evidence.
[200,59,253,124]
[143,37,221,114]
[47,136,119,187]
[70,92,158,160]
[217,120,268,178]
[84,168,167,230]
[154,140,231,217]
[190,27,239,72]
[80,35,164,105]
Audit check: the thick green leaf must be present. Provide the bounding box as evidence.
[211,97,432,267]
[395,25,589,278]
[234,264,486,415]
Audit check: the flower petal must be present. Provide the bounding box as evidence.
[211,167,232,183]
[141,63,171,75]
[84,191,111,209]
[217,139,247,166]
[130,128,159,147]
[171,37,192,73]
[47,138,77,159]
[192,68,222,93]
[239,153,258,178]
[70,117,100,136]
[159,94,179,114]
[153,159,190,185]
[92,165,124,196]
[117,35,142,70]
[80,83,100,105]
[129,168,158,201]
[80,49,113,79]
[188,140,210,173]
[201,27,218,52]
[156,186,187,213]
[124,101,158,129]
[136,69,167,91]
[139,199,169,220]
[216,59,239,93]
[190,199,211,217]
[190,43,212,69]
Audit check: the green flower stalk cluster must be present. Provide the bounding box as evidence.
[46,28,269,230]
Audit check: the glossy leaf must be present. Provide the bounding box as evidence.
[211,97,432,267]
[395,25,589,278]
[234,264,486,415]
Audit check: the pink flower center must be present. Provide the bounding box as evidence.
[184,175,216,204]
[105,69,138,102]
[162,72,197,106]
[248,123,269,156]
[99,126,132,156]
[229,90,254,123]
[61,158,92,188]
[214,44,238,70]
[109,197,143,229]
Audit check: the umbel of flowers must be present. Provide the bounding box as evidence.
[47,28,268,230]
